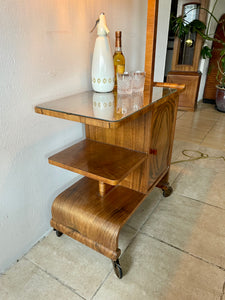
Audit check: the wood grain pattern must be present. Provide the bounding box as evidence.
[153,81,186,91]
[49,139,147,186]
[35,106,116,129]
[50,91,180,261]
[85,110,152,193]
[148,96,176,186]
[167,71,201,111]
[144,0,159,90]
[51,177,146,260]
[86,91,180,194]
[99,181,106,197]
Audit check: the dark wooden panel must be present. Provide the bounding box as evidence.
[203,14,225,101]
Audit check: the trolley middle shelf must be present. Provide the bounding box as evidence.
[48,139,147,186]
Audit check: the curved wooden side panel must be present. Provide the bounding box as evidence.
[51,177,145,260]
[50,220,121,260]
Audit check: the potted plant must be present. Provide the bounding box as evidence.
[170,0,225,112]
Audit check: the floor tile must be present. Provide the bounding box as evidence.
[169,163,184,186]
[93,234,225,300]
[174,126,207,144]
[3,102,225,299]
[175,125,208,135]
[201,129,225,149]
[171,140,201,162]
[141,194,225,269]
[25,227,136,300]
[217,115,225,124]
[25,231,111,299]
[176,110,185,119]
[0,258,82,300]
[187,107,221,121]
[222,283,225,300]
[170,140,202,183]
[119,224,138,253]
[176,117,216,131]
[172,163,225,209]
[212,121,225,133]
[126,188,162,230]
[183,145,225,173]
[201,140,225,150]
[205,128,225,141]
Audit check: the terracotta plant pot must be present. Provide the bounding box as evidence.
[216,85,225,112]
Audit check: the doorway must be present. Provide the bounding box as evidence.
[164,0,178,81]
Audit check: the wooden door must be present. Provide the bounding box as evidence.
[148,95,177,187]
[203,14,225,101]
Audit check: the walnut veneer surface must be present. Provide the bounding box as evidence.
[49,139,147,185]
[167,71,201,111]
[50,177,146,260]
[35,85,184,265]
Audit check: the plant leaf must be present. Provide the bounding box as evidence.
[170,15,189,39]
[201,46,212,59]
[189,20,206,33]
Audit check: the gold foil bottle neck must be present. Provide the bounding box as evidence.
[115,31,121,37]
[115,31,122,48]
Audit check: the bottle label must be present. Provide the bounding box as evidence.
[117,65,125,74]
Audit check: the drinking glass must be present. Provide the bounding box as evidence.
[132,71,146,93]
[117,72,133,94]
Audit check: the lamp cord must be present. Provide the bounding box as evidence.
[171,150,225,165]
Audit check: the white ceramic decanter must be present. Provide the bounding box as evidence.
[91,13,114,93]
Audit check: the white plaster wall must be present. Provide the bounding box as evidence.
[0,0,171,273]
[198,0,225,100]
[154,0,172,82]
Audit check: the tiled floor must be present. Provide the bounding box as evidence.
[1,102,225,300]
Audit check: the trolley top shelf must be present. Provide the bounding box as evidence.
[35,87,177,128]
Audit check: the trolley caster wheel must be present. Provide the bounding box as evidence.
[162,185,173,197]
[112,259,123,279]
[55,230,63,237]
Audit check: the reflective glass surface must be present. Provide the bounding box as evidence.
[36,87,176,123]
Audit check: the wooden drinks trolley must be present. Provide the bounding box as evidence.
[35,0,184,278]
[35,86,183,278]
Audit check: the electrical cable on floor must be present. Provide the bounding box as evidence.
[171,150,225,164]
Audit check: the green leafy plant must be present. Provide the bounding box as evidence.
[170,0,225,88]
